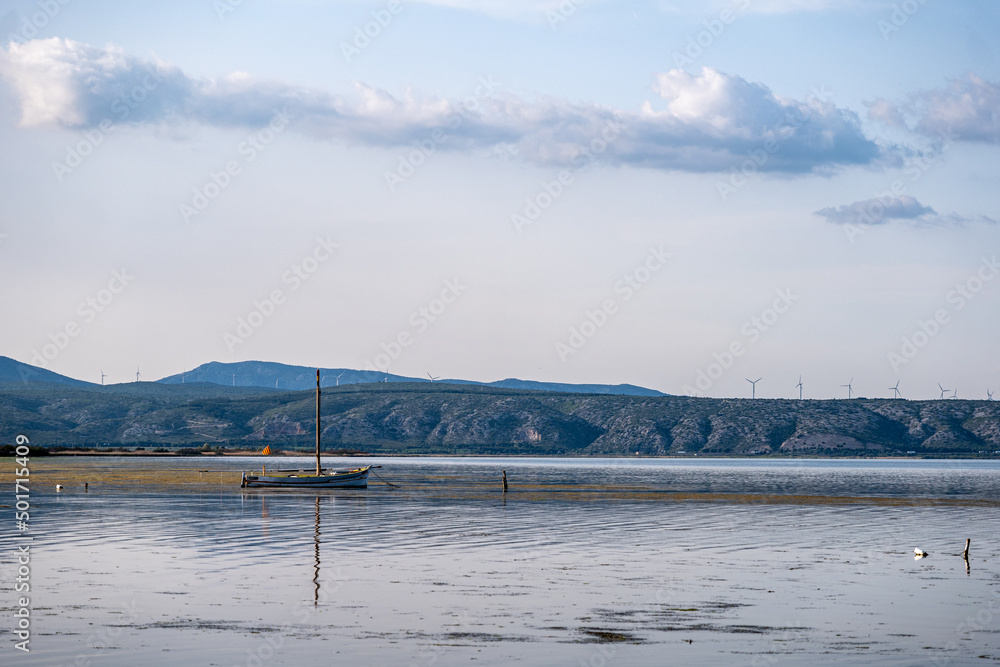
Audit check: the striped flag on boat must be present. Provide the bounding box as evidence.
[262,445,271,455]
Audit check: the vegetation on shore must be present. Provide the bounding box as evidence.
[1,381,998,457]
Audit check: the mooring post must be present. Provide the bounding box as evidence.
[84,482,88,493]
[963,539,970,560]
[502,470,508,493]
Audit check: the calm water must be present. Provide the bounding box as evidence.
[3,457,999,666]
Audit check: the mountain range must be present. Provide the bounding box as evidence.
[1,356,997,457]
[1,356,664,397]
[158,360,666,396]
[0,356,95,388]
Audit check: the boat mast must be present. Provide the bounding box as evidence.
[316,369,322,476]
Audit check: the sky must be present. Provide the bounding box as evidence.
[0,0,998,400]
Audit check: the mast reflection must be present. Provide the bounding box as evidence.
[313,496,321,605]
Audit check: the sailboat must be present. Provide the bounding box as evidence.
[241,370,374,489]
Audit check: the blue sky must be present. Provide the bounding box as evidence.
[1,0,998,399]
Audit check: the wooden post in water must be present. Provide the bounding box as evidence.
[316,370,322,477]
[502,470,508,493]
[963,539,970,560]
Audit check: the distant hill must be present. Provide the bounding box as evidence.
[158,360,406,389]
[0,356,95,388]
[439,377,665,397]
[4,356,997,458]
[0,356,665,397]
[158,360,667,397]
[1,379,997,456]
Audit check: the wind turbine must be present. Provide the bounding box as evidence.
[951,389,958,399]
[746,377,761,399]
[335,372,345,386]
[938,383,950,400]
[100,370,107,386]
[841,378,854,399]
[889,380,901,399]
[796,375,803,400]
[427,372,440,382]
[135,367,141,383]
[988,389,995,401]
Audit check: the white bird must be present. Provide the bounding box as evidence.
[913,548,928,558]
[55,484,64,491]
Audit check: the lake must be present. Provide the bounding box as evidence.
[3,457,999,666]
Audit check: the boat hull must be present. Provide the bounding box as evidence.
[242,466,370,489]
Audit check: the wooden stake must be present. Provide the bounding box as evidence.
[962,539,970,560]
[502,470,508,493]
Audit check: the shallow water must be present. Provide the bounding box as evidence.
[3,457,999,665]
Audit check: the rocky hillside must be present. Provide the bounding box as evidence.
[1,382,998,456]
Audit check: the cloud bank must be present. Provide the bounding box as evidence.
[1,38,885,174]
[815,194,997,227]
[868,73,1000,144]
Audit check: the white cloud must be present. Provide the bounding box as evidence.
[815,195,997,227]
[867,73,1000,144]
[1,38,885,174]
[0,38,199,127]
[865,97,905,128]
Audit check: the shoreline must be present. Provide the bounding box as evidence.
[3,448,997,460]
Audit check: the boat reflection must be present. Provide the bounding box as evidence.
[313,496,321,605]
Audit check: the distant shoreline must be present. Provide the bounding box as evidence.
[4,448,996,460]
[5,372,998,457]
